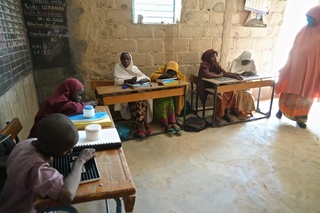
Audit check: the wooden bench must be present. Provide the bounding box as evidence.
[1,117,23,141]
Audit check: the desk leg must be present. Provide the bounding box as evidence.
[183,85,187,125]
[267,82,275,118]
[256,87,262,111]
[123,194,136,213]
[211,85,218,127]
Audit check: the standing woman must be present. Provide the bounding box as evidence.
[197,48,242,126]
[114,52,153,137]
[150,61,187,134]
[28,78,97,138]
[275,5,320,129]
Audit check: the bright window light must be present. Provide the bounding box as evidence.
[132,0,181,24]
[274,0,318,72]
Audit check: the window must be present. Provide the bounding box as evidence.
[133,0,181,24]
[244,0,271,15]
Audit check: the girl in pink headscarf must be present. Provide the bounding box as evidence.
[28,78,97,138]
[275,5,320,129]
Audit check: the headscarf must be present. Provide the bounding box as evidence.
[28,78,85,138]
[150,61,187,115]
[114,52,150,85]
[229,50,257,74]
[150,61,187,82]
[199,48,225,75]
[275,5,320,101]
[201,48,218,63]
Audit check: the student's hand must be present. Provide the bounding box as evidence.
[140,78,150,84]
[86,100,98,106]
[242,71,255,76]
[158,74,171,79]
[235,74,243,80]
[124,77,137,84]
[76,148,96,164]
[130,77,137,83]
[216,73,224,78]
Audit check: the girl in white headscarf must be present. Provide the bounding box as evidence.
[114,52,153,137]
[229,50,257,118]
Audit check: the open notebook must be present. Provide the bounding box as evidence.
[73,127,122,152]
[52,152,101,184]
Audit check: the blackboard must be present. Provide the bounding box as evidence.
[21,0,71,69]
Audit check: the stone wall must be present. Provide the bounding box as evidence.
[63,0,286,102]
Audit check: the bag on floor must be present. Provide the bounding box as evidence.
[183,117,207,132]
[115,123,131,139]
[0,134,16,156]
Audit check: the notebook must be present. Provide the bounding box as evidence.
[158,79,179,86]
[73,127,122,152]
[52,152,101,184]
[68,112,113,130]
[126,82,151,88]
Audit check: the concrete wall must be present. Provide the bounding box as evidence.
[60,0,285,103]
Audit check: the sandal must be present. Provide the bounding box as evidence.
[165,125,175,134]
[134,129,146,138]
[214,119,223,127]
[172,123,181,134]
[145,123,152,136]
[222,115,233,123]
[276,110,282,119]
[297,121,307,129]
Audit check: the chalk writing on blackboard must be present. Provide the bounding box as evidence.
[21,0,71,69]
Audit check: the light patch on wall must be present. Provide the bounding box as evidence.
[274,0,318,72]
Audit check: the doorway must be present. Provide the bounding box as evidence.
[274,0,319,72]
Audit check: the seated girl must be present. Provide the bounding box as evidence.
[229,50,257,118]
[114,52,153,138]
[197,48,242,126]
[28,78,97,138]
[150,61,187,134]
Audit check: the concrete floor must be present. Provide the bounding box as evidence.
[73,99,320,213]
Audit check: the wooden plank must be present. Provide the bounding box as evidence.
[1,117,23,140]
[91,80,114,90]
[96,81,189,95]
[217,80,274,93]
[102,87,185,105]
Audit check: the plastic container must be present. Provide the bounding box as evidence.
[83,105,95,118]
[85,124,102,141]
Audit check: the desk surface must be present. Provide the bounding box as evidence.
[96,81,189,95]
[202,75,275,85]
[35,106,136,212]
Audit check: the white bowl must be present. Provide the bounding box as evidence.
[85,124,102,141]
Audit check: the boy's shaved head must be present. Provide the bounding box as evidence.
[37,113,78,149]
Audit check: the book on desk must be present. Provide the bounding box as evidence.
[156,78,179,86]
[68,112,113,130]
[73,127,122,152]
[126,82,151,88]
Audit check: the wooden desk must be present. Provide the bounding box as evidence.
[202,75,275,127]
[96,81,189,124]
[35,106,136,213]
